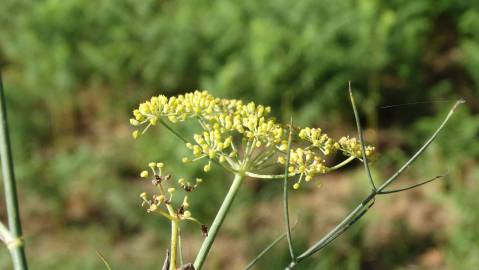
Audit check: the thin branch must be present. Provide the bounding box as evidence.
[245,172,296,179]
[96,251,113,270]
[378,173,446,195]
[295,198,371,263]
[245,156,357,179]
[348,81,376,191]
[160,119,189,144]
[283,119,295,261]
[243,222,298,270]
[162,249,170,270]
[299,197,375,260]
[327,156,356,172]
[377,99,464,192]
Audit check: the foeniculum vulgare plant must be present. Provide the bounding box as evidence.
[0,71,464,270]
[130,85,463,269]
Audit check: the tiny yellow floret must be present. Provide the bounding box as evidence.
[203,163,211,172]
[183,211,191,218]
[140,170,149,178]
[132,130,140,139]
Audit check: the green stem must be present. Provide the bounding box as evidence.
[178,228,184,267]
[170,220,179,270]
[193,173,245,269]
[0,72,28,270]
[283,121,295,260]
[349,83,376,190]
[327,156,356,171]
[245,156,356,180]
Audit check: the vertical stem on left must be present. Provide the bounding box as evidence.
[0,72,29,269]
[170,220,179,270]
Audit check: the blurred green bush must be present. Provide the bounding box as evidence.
[0,0,478,269]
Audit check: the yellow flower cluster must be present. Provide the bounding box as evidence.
[298,127,339,155]
[131,91,286,172]
[278,147,327,187]
[338,136,375,160]
[131,91,376,189]
[131,91,217,124]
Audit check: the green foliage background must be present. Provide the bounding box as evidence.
[0,0,478,269]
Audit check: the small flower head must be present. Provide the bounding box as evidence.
[138,161,206,233]
[338,136,376,160]
[203,163,211,172]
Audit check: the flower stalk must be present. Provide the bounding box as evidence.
[0,72,29,270]
[170,220,179,270]
[193,172,245,270]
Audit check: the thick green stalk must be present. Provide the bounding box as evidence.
[193,173,244,269]
[0,73,29,269]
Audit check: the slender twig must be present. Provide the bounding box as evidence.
[243,222,298,270]
[244,172,297,179]
[293,199,370,265]
[162,250,170,270]
[0,71,28,270]
[327,156,356,172]
[349,81,376,191]
[283,119,295,261]
[160,119,188,143]
[377,99,464,192]
[296,196,375,261]
[96,251,113,270]
[244,156,357,179]
[378,173,446,195]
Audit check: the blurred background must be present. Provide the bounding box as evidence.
[0,0,478,269]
